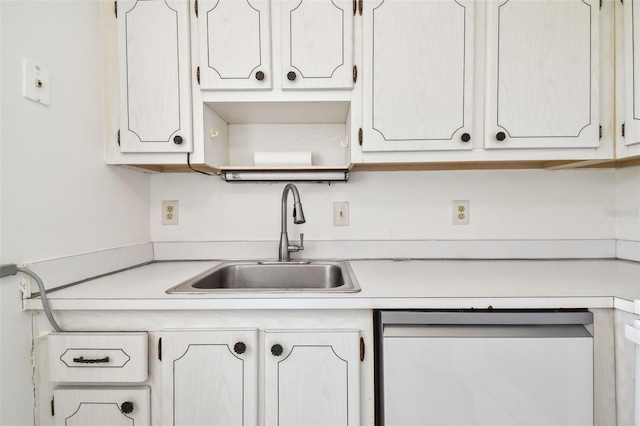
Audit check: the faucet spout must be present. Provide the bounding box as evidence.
[279,184,306,261]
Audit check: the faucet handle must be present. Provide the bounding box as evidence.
[298,233,304,250]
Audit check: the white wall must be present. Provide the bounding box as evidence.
[150,168,617,242]
[0,1,150,424]
[615,166,640,241]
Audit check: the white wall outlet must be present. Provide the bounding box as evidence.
[452,200,469,225]
[162,201,179,225]
[333,202,349,226]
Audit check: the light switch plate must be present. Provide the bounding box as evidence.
[23,59,50,106]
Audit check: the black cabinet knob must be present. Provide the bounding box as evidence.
[173,135,183,145]
[120,401,134,414]
[255,71,265,81]
[461,133,471,143]
[496,131,506,141]
[271,344,283,357]
[287,71,297,81]
[234,341,246,355]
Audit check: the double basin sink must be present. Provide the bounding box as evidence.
[166,260,360,293]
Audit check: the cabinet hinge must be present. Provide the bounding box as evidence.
[114,1,117,18]
[117,129,121,146]
[51,397,55,416]
[622,122,626,137]
[359,0,363,15]
[599,125,602,139]
[359,337,365,362]
[158,337,162,361]
[353,65,358,84]
[358,128,363,146]
[195,0,198,17]
[196,66,201,85]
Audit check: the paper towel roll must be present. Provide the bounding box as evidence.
[253,151,313,167]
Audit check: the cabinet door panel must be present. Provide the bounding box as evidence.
[623,0,640,146]
[281,0,354,89]
[199,0,272,90]
[118,0,193,153]
[362,0,474,151]
[264,330,360,426]
[162,330,258,426]
[53,386,150,426]
[485,0,599,149]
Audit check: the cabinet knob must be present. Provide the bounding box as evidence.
[234,341,246,355]
[271,343,283,357]
[255,71,265,81]
[461,133,471,143]
[120,401,134,414]
[173,135,183,145]
[287,71,297,81]
[496,131,506,141]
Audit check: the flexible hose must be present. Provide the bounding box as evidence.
[17,268,63,332]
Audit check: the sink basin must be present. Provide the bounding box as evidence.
[166,260,360,293]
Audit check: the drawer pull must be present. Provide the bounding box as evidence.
[120,401,134,414]
[72,356,110,364]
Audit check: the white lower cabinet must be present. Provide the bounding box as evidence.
[161,328,361,426]
[53,386,150,426]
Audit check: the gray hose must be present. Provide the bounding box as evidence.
[17,268,63,332]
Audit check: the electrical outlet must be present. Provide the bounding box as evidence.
[452,200,469,225]
[162,201,179,225]
[333,202,349,226]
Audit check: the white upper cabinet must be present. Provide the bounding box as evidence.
[361,0,475,152]
[197,0,354,91]
[484,0,600,150]
[620,0,640,151]
[117,0,193,153]
[197,0,272,90]
[281,0,354,90]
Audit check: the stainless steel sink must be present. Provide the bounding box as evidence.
[166,260,360,293]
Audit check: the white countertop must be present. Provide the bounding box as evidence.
[24,259,640,312]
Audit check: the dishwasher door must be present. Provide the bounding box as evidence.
[376,311,594,426]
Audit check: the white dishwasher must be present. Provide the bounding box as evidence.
[375,310,594,426]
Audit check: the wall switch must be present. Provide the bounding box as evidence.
[162,201,179,225]
[333,202,349,226]
[23,59,50,105]
[452,200,469,225]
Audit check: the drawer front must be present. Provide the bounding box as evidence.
[49,332,148,383]
[53,386,150,426]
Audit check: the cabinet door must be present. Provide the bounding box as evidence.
[281,0,354,90]
[622,0,640,147]
[117,0,193,153]
[485,0,599,149]
[198,0,272,90]
[161,329,258,426]
[53,386,150,426]
[361,0,475,152]
[264,330,360,426]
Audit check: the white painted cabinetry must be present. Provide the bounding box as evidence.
[161,328,361,426]
[53,387,151,426]
[48,332,150,426]
[484,0,600,150]
[263,330,361,426]
[617,0,640,157]
[161,329,259,426]
[361,0,475,152]
[116,0,193,154]
[197,0,354,91]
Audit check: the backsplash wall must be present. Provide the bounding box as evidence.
[150,168,619,242]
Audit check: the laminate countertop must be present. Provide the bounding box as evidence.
[23,259,640,313]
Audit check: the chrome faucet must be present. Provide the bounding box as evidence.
[279,183,306,261]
